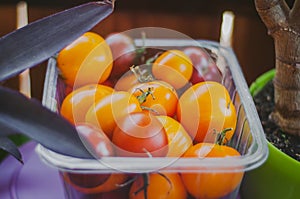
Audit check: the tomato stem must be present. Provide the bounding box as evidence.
[158,172,173,195]
[215,128,233,145]
[145,52,162,65]
[130,65,154,83]
[133,31,147,64]
[117,175,136,188]
[135,87,155,104]
[135,87,160,114]
[134,173,149,199]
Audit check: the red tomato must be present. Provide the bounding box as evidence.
[183,47,222,84]
[128,81,178,116]
[76,123,114,158]
[114,64,154,91]
[84,184,131,199]
[152,50,193,89]
[177,81,237,143]
[112,112,168,157]
[85,91,142,139]
[63,124,128,195]
[105,32,137,78]
[181,143,244,199]
[63,172,128,194]
[129,172,187,199]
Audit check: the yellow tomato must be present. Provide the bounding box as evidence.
[156,115,192,157]
[181,143,244,199]
[129,173,187,199]
[60,84,114,124]
[152,50,193,89]
[128,81,178,117]
[85,91,142,138]
[57,32,113,88]
[177,81,237,143]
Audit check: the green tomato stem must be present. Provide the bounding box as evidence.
[215,128,233,145]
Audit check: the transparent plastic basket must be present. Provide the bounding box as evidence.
[37,38,268,199]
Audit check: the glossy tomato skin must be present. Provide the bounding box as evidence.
[156,115,192,157]
[112,112,168,157]
[76,123,114,158]
[63,172,129,194]
[183,47,222,84]
[128,81,178,117]
[80,183,131,199]
[105,32,136,78]
[152,50,193,90]
[85,91,142,139]
[181,143,244,199]
[129,172,187,199]
[114,70,139,91]
[60,84,114,124]
[62,124,129,195]
[57,32,113,88]
[177,81,237,143]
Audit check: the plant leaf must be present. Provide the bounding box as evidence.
[0,1,114,82]
[0,136,23,163]
[0,86,93,159]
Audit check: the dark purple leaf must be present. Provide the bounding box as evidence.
[0,136,23,163]
[0,0,114,82]
[0,86,93,159]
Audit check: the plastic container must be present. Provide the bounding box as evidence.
[37,38,268,199]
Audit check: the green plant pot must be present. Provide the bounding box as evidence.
[240,69,300,199]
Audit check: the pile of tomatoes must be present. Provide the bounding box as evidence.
[56,31,244,199]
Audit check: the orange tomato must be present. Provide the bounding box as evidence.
[177,81,237,143]
[60,84,114,124]
[63,172,128,194]
[181,143,244,199]
[85,91,142,138]
[129,172,187,199]
[114,71,139,91]
[152,50,193,89]
[57,32,113,88]
[156,115,192,157]
[128,81,178,116]
[114,64,154,91]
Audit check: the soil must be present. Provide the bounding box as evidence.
[253,80,300,161]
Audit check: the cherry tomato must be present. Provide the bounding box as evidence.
[177,81,237,143]
[128,81,178,117]
[152,50,193,89]
[76,123,114,158]
[182,47,222,84]
[114,64,154,91]
[114,70,139,91]
[112,112,168,157]
[57,32,113,88]
[156,115,192,157]
[105,32,137,78]
[85,91,142,139]
[181,143,244,199]
[129,172,187,199]
[60,84,114,124]
[63,172,128,194]
[61,124,128,195]
[85,184,131,199]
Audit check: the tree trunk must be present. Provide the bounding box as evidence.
[255,0,300,136]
